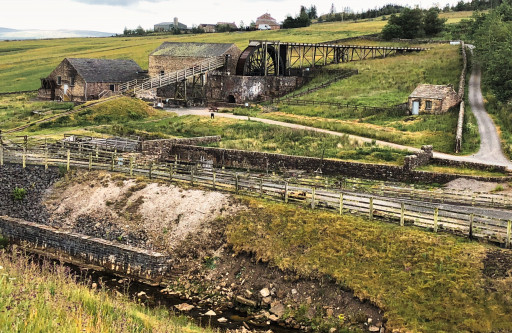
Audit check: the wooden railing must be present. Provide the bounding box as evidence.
[118,57,225,94]
[1,145,510,248]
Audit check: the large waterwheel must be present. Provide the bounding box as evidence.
[236,42,285,76]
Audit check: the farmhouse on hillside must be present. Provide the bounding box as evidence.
[38,58,145,102]
[198,24,216,33]
[154,17,187,32]
[408,84,460,115]
[255,13,280,30]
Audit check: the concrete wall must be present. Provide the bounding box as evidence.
[168,144,509,184]
[207,74,305,103]
[0,163,60,223]
[0,216,169,280]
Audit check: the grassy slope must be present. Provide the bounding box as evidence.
[0,12,472,94]
[226,198,512,332]
[262,42,481,154]
[0,249,207,333]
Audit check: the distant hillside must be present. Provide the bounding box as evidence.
[0,28,114,40]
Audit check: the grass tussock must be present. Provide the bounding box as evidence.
[0,248,207,333]
[226,198,512,332]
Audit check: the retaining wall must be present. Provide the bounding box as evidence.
[430,157,508,172]
[142,136,221,156]
[0,216,169,280]
[168,144,508,184]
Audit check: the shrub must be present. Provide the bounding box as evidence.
[11,187,27,201]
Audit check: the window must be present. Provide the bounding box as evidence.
[70,76,75,86]
[425,100,432,110]
[160,70,165,76]
[109,84,115,91]
[57,76,62,85]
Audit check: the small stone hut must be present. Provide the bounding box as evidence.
[148,42,241,77]
[408,84,460,115]
[38,58,144,102]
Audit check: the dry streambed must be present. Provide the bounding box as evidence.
[41,171,384,332]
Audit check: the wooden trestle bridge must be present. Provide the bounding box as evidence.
[236,40,428,76]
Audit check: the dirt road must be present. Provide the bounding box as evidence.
[468,64,512,168]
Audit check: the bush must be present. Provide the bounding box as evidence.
[11,187,27,201]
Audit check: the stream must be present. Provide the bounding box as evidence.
[27,252,302,333]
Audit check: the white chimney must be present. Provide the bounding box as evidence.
[174,17,178,27]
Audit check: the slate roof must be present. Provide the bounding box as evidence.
[150,42,236,57]
[66,58,143,83]
[409,84,456,100]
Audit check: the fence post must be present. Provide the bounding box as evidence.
[284,182,289,203]
[169,164,174,182]
[149,162,153,179]
[66,149,70,171]
[23,150,26,169]
[507,220,511,249]
[369,197,374,219]
[89,152,92,171]
[259,178,263,197]
[0,145,3,167]
[339,193,343,214]
[212,170,216,190]
[235,173,239,193]
[433,208,439,233]
[469,213,474,239]
[111,152,115,171]
[129,156,134,176]
[400,202,405,226]
[311,188,316,209]
[44,148,48,170]
[190,168,194,185]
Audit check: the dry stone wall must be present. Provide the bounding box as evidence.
[168,144,508,184]
[0,216,169,280]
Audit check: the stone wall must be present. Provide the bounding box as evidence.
[142,136,221,156]
[403,145,433,171]
[0,216,169,281]
[458,41,467,98]
[0,163,60,223]
[431,156,508,172]
[207,74,305,103]
[455,101,465,153]
[168,144,509,184]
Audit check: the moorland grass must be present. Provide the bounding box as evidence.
[0,249,208,333]
[0,12,473,94]
[226,198,512,332]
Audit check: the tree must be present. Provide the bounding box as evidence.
[307,5,318,19]
[424,8,447,36]
[135,25,145,36]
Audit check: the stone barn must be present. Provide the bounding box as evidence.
[148,42,241,77]
[408,84,460,115]
[38,58,145,102]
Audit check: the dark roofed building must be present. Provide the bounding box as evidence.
[408,84,460,115]
[38,58,145,102]
[148,42,241,76]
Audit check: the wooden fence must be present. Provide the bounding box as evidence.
[1,145,510,248]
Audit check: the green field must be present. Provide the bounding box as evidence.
[0,11,472,94]
[226,197,512,332]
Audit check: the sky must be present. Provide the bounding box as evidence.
[1,0,461,33]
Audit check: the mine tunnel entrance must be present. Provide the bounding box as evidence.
[227,95,236,103]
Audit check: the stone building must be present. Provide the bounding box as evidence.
[38,58,145,102]
[255,13,280,30]
[148,42,241,77]
[198,24,216,33]
[408,84,460,115]
[154,17,187,32]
